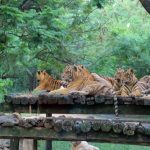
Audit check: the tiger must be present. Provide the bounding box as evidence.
[91,68,125,95]
[119,68,142,97]
[34,70,64,91]
[137,75,150,95]
[50,65,115,96]
[113,68,126,95]
[91,73,113,88]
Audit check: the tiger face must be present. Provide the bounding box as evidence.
[36,70,49,82]
[114,68,125,86]
[122,68,138,85]
[140,76,150,83]
[61,65,76,83]
[61,65,90,83]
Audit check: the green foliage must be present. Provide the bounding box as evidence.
[79,0,150,77]
[0,79,13,101]
[0,0,96,93]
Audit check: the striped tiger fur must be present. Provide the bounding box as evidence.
[137,75,150,94]
[113,68,125,95]
[120,68,142,97]
[91,68,125,95]
[91,73,113,88]
[35,70,63,91]
[50,65,115,96]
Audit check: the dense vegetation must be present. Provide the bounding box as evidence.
[0,0,150,98]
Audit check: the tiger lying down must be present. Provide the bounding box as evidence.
[49,65,115,96]
[34,70,66,92]
[35,65,150,97]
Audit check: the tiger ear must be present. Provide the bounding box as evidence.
[43,70,46,75]
[73,65,77,71]
[37,70,41,74]
[117,68,122,71]
[80,65,84,69]
[128,68,134,73]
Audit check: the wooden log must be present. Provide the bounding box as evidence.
[0,114,20,126]
[86,97,95,105]
[135,97,145,105]
[116,96,124,104]
[144,98,150,105]
[18,118,26,127]
[58,95,74,105]
[95,95,105,103]
[20,96,29,105]
[0,127,150,145]
[122,97,133,104]
[38,93,49,104]
[22,121,33,128]
[80,121,91,133]
[112,122,124,134]
[71,93,86,104]
[91,120,101,131]
[104,96,113,104]
[26,118,37,126]
[28,95,38,105]
[62,119,74,132]
[5,93,22,104]
[10,139,19,150]
[12,97,21,105]
[142,123,150,135]
[53,119,63,132]
[5,93,150,106]
[74,120,82,134]
[44,118,54,129]
[36,117,44,127]
[100,120,112,132]
[4,93,15,103]
[137,123,145,134]
[123,122,137,136]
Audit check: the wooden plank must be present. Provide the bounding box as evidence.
[0,127,149,146]
[0,102,150,115]
[10,139,19,150]
[5,93,150,106]
[86,132,150,146]
[45,113,52,150]
[33,140,37,150]
[11,104,150,115]
[19,139,35,150]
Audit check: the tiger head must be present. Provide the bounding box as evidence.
[61,64,91,83]
[139,75,150,86]
[122,68,138,85]
[114,68,125,86]
[36,70,50,83]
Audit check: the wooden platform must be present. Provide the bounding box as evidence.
[1,93,150,115]
[0,114,150,146]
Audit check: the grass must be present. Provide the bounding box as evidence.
[37,141,150,150]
